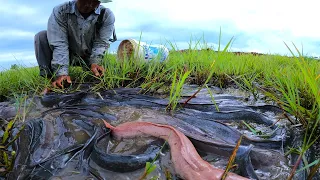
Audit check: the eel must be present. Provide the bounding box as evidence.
[175,113,283,149]
[234,144,259,180]
[41,106,117,122]
[0,103,17,120]
[137,114,283,179]
[180,108,275,127]
[8,117,101,180]
[189,136,287,170]
[59,110,117,122]
[103,121,249,180]
[90,132,162,172]
[93,92,278,128]
[40,91,87,107]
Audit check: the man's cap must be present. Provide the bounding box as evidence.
[99,0,112,3]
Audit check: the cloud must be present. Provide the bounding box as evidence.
[0,51,37,71]
[0,29,35,40]
[0,51,36,62]
[0,0,319,70]
[105,0,320,56]
[0,4,37,16]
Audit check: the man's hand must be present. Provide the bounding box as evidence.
[52,75,72,89]
[91,64,105,77]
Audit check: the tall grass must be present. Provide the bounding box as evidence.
[0,66,49,100]
[279,42,319,179]
[1,37,319,122]
[166,69,191,111]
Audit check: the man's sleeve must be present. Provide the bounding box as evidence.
[89,9,115,65]
[47,5,69,77]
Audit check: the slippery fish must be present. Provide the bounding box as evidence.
[42,106,117,122]
[234,144,258,179]
[8,117,101,180]
[40,91,87,107]
[0,102,17,120]
[26,133,97,180]
[188,135,287,172]
[135,112,283,179]
[175,113,283,149]
[85,91,278,128]
[6,87,295,179]
[91,132,162,172]
[103,121,249,180]
[180,108,275,127]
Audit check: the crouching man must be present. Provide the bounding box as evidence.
[34,0,116,89]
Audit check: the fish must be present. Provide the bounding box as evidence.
[103,121,249,180]
[42,106,117,122]
[234,144,259,180]
[0,103,17,120]
[189,136,287,172]
[40,91,87,107]
[90,132,162,172]
[180,108,275,127]
[175,113,283,149]
[8,117,101,180]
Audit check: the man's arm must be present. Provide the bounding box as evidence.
[89,8,115,65]
[47,5,69,77]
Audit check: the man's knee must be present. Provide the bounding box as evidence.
[34,30,53,78]
[34,30,48,43]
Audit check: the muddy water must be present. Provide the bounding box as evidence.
[1,85,308,180]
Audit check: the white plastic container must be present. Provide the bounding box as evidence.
[117,39,169,62]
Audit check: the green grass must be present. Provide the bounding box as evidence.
[1,38,319,128]
[1,39,319,126]
[0,36,319,179]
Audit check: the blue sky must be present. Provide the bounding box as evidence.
[1,0,320,71]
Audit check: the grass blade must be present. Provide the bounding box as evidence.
[296,159,319,174]
[221,135,243,180]
[2,119,16,144]
[307,160,320,180]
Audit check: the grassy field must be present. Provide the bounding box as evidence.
[0,39,319,178]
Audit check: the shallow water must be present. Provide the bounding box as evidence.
[1,85,312,180]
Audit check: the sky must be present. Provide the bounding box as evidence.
[0,0,319,71]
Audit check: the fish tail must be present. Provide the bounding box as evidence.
[103,119,115,130]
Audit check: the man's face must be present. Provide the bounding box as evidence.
[77,0,101,13]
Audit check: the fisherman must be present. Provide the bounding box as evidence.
[34,0,116,89]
